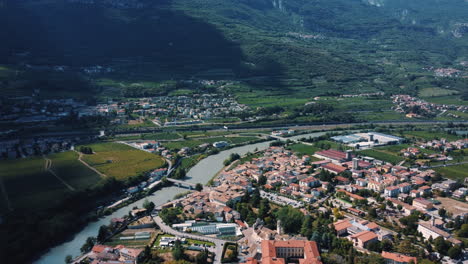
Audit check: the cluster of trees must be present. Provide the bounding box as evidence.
[223,153,240,166]
[79,146,93,154]
[172,168,186,180]
[159,207,183,225]
[169,239,210,264]
[257,106,284,116]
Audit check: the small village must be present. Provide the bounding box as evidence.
[391,94,468,119]
[0,92,247,127]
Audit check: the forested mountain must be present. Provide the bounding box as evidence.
[1,0,467,95]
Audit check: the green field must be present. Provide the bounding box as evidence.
[403,131,462,141]
[358,149,404,165]
[0,157,71,212]
[49,151,102,189]
[287,143,320,156]
[434,164,468,181]
[418,87,459,97]
[81,143,166,180]
[374,144,411,154]
[423,95,468,106]
[0,151,106,213]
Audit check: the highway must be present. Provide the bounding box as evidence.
[12,120,468,139]
[153,216,228,264]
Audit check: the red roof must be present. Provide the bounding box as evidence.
[333,219,353,231]
[382,251,417,264]
[261,240,322,264]
[351,230,378,243]
[92,245,112,253]
[322,163,347,174]
[236,220,247,228]
[315,149,352,161]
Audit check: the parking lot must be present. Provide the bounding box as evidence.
[260,190,304,208]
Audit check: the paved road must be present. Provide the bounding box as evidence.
[154,216,229,264]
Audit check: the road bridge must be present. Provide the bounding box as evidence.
[166,178,197,189]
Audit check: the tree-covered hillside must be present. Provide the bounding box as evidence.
[0,0,467,97]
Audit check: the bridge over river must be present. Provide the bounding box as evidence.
[166,178,197,189]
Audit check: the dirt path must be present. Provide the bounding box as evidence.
[43,156,76,191]
[75,151,107,178]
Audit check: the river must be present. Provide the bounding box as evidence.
[34,132,326,264]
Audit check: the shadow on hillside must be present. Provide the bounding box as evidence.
[1,1,287,90]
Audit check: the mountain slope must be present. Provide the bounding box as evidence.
[1,0,467,96]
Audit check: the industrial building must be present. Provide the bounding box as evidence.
[331,132,403,149]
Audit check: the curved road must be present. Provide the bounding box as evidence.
[154,216,228,264]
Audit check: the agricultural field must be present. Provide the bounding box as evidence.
[423,95,468,106]
[358,111,406,121]
[0,157,70,213]
[374,144,411,154]
[0,151,107,214]
[357,149,404,165]
[418,87,459,97]
[80,142,166,180]
[434,164,468,181]
[403,131,462,141]
[48,151,102,189]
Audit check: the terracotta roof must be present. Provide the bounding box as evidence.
[315,149,351,161]
[366,222,379,230]
[333,219,353,232]
[322,163,347,174]
[351,230,378,243]
[381,251,417,264]
[337,189,365,200]
[261,240,322,264]
[92,245,113,253]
